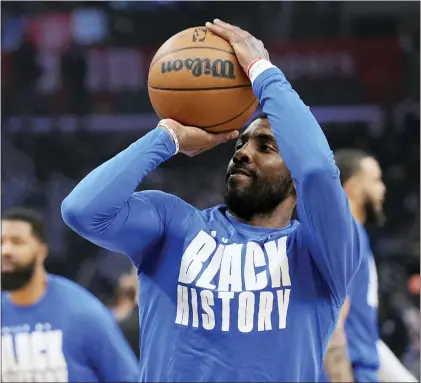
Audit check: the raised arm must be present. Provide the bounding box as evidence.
[207,19,361,306]
[62,123,237,267]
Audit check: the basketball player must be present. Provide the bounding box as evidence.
[1,207,139,382]
[323,149,418,383]
[62,19,362,382]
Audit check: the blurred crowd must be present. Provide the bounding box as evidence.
[1,1,420,377]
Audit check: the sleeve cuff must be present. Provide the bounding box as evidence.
[249,59,276,85]
[157,126,178,156]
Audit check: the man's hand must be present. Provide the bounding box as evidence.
[205,19,270,74]
[159,119,239,157]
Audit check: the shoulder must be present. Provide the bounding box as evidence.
[133,190,196,221]
[49,275,113,319]
[1,291,9,305]
[286,220,306,245]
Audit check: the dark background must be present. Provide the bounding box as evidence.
[1,1,420,375]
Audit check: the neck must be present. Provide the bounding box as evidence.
[349,198,366,225]
[8,268,48,306]
[113,299,135,321]
[230,197,295,229]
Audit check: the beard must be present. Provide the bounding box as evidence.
[1,259,36,291]
[365,199,386,227]
[224,170,295,221]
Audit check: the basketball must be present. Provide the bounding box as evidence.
[148,27,258,132]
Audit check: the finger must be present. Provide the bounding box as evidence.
[211,130,239,145]
[213,19,235,29]
[205,21,235,42]
[214,19,249,39]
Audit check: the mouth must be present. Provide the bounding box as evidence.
[229,168,252,178]
[1,265,15,273]
[1,260,16,273]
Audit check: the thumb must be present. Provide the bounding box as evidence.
[212,130,239,145]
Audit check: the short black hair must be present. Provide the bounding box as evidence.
[334,149,371,185]
[249,112,268,125]
[2,207,46,243]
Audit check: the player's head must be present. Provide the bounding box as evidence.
[334,149,386,226]
[1,207,48,291]
[224,113,295,220]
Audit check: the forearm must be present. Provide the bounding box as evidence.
[377,340,418,382]
[250,62,336,180]
[324,328,354,382]
[324,300,354,383]
[62,126,175,232]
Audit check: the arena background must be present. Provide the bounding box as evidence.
[1,0,420,377]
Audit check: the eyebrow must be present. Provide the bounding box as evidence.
[237,133,278,147]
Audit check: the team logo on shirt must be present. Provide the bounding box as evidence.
[175,230,292,332]
[2,323,68,382]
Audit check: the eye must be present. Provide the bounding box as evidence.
[11,238,25,246]
[235,142,244,151]
[261,144,274,152]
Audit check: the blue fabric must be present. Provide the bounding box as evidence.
[2,274,139,382]
[63,67,361,382]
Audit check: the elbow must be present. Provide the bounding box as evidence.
[61,195,87,232]
[300,149,338,180]
[300,164,339,189]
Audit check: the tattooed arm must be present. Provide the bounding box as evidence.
[324,297,355,382]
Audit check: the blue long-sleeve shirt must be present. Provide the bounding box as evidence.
[1,274,139,382]
[62,66,361,382]
[345,222,380,382]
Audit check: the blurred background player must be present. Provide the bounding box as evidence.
[1,207,139,382]
[111,268,140,359]
[323,149,418,382]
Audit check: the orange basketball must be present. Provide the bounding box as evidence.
[148,27,258,132]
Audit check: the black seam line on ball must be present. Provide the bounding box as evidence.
[153,97,257,129]
[148,84,251,91]
[151,46,236,65]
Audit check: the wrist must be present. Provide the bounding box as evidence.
[247,59,276,85]
[158,119,180,155]
[246,58,263,77]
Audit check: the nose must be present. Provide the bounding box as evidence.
[381,182,386,197]
[1,241,13,258]
[233,143,252,164]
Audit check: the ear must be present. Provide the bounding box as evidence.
[343,176,360,200]
[37,243,48,265]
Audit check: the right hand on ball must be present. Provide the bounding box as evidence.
[205,19,270,75]
[159,119,239,157]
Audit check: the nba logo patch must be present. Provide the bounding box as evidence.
[192,27,208,43]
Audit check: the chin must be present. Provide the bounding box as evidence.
[227,174,252,187]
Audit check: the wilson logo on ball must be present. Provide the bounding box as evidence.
[161,58,236,79]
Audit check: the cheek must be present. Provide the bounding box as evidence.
[16,245,38,264]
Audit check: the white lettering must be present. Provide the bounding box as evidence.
[277,288,291,329]
[191,288,199,328]
[218,292,234,331]
[2,333,18,373]
[258,291,274,331]
[218,244,243,292]
[178,231,216,284]
[174,234,293,333]
[31,330,49,370]
[265,238,291,288]
[238,291,255,333]
[1,326,69,383]
[244,242,268,291]
[196,244,224,290]
[201,290,215,330]
[175,285,189,326]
